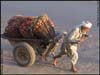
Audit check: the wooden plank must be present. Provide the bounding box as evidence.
[1,34,41,42]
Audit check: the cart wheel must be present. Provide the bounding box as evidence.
[13,42,36,67]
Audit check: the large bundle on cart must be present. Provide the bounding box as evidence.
[4,14,55,42]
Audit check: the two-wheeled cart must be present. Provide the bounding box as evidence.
[1,31,65,67]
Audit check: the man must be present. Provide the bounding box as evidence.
[52,21,92,72]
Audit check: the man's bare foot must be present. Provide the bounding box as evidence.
[71,65,79,73]
[71,67,79,73]
[52,58,57,66]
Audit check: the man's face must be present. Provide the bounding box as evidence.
[82,26,90,33]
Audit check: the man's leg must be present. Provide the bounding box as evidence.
[70,50,79,72]
[53,52,65,66]
[53,42,67,66]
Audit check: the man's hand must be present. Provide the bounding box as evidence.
[80,34,89,43]
[79,38,85,43]
[80,36,86,43]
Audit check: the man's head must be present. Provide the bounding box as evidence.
[81,21,92,33]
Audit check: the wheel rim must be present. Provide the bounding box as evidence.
[15,46,30,65]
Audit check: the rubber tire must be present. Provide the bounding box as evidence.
[13,42,36,67]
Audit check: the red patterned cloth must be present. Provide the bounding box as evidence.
[4,15,25,37]
[19,16,35,38]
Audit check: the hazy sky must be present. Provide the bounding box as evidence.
[1,1,98,32]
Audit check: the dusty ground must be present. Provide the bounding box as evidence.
[1,36,99,74]
[1,49,99,74]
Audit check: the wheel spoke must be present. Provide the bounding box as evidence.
[13,42,36,66]
[16,46,29,63]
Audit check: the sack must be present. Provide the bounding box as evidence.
[29,14,55,41]
[4,15,25,37]
[19,16,35,38]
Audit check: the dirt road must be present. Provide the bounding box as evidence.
[1,38,99,74]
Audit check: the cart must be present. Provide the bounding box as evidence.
[1,31,66,67]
